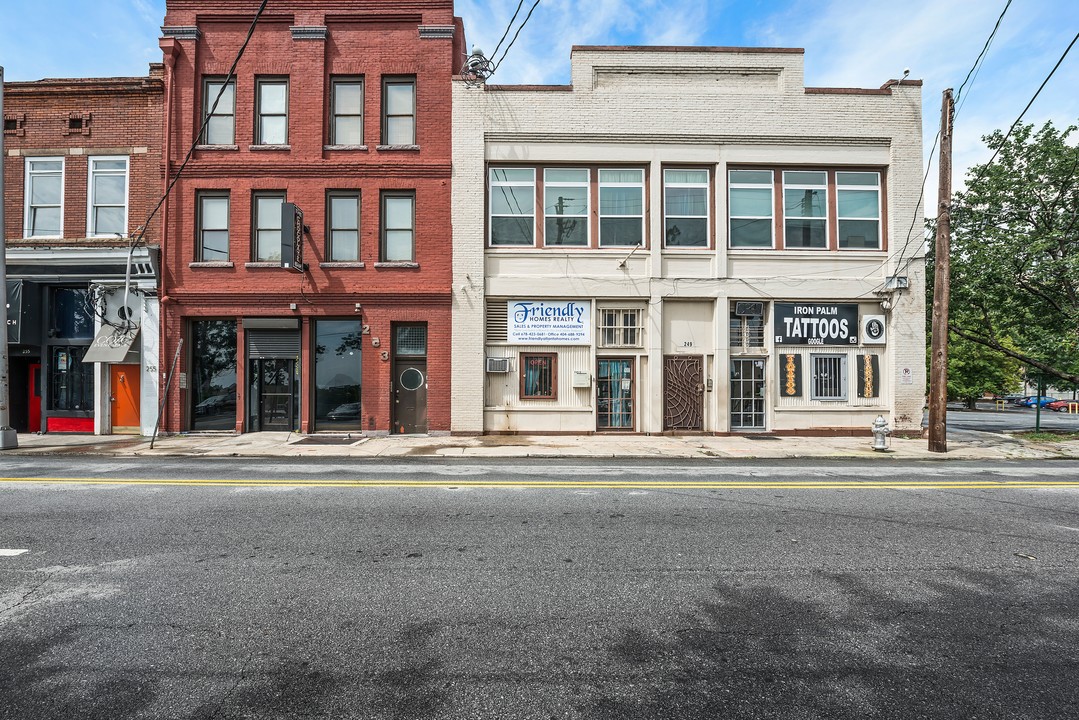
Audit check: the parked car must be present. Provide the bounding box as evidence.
[195,394,234,416]
[1046,399,1079,412]
[326,402,361,421]
[1019,396,1059,408]
[1009,395,1036,406]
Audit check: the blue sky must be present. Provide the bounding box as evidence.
[2,0,1076,206]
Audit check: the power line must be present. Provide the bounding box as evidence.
[981,30,1079,171]
[953,0,1012,117]
[130,0,269,249]
[491,0,543,76]
[489,0,526,61]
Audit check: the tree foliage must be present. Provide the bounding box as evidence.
[933,120,1079,385]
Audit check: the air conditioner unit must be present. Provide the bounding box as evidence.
[485,356,511,373]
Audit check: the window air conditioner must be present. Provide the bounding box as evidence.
[485,357,511,373]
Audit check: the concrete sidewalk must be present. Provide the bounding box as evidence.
[3,429,1077,460]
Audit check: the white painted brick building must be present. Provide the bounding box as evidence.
[452,46,925,435]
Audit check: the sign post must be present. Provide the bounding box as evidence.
[0,66,18,448]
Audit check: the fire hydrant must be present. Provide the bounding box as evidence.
[871,415,891,451]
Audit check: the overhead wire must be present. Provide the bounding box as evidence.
[953,0,1012,118]
[491,0,543,76]
[489,0,526,61]
[128,0,269,251]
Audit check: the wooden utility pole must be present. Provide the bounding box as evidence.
[928,88,954,453]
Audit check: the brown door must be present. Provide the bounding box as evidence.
[110,364,141,434]
[663,355,704,431]
[392,324,428,434]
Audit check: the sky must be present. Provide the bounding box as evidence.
[2,0,1077,214]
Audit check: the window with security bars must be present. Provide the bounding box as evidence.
[811,354,847,400]
[729,305,766,350]
[598,308,643,348]
[395,325,427,356]
[520,353,557,400]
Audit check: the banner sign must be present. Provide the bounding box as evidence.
[774,303,858,346]
[507,300,591,345]
[280,202,305,272]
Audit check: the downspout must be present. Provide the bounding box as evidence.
[159,41,177,434]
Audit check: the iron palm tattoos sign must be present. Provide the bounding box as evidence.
[774,303,859,346]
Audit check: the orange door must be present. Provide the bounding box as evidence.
[110,364,141,434]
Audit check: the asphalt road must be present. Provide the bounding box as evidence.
[2,458,1078,719]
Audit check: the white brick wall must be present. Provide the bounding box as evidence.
[452,47,925,433]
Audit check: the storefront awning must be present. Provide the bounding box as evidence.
[83,326,140,364]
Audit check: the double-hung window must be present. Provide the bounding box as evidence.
[599,169,645,246]
[327,191,360,261]
[664,169,709,247]
[382,78,415,145]
[810,354,847,401]
[256,78,288,145]
[489,168,535,246]
[381,192,415,262]
[253,192,286,261]
[728,170,774,248]
[520,353,557,400]
[197,192,230,261]
[330,77,364,146]
[201,78,235,145]
[783,171,827,249]
[87,157,128,237]
[543,168,588,246]
[24,157,64,238]
[837,172,881,249]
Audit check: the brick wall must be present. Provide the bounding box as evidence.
[3,70,164,246]
[159,1,460,433]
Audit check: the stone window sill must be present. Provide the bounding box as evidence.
[244,261,285,269]
[195,144,239,151]
[324,144,368,151]
[189,261,234,268]
[320,261,365,268]
[375,144,420,151]
[373,261,419,269]
[249,144,291,151]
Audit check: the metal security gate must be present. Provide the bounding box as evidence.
[664,355,704,431]
[730,358,766,430]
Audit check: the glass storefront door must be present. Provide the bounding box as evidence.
[730,358,766,430]
[597,358,634,431]
[248,358,296,432]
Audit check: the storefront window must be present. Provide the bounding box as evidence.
[191,320,237,430]
[50,287,94,339]
[48,346,93,411]
[315,320,362,429]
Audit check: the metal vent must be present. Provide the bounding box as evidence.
[486,299,508,342]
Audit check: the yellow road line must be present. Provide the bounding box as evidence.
[1,477,1078,490]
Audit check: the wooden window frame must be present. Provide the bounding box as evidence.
[381,76,416,146]
[24,156,65,239]
[488,167,536,247]
[326,190,361,261]
[196,191,230,262]
[380,190,416,262]
[86,156,129,238]
[330,76,364,146]
[520,352,558,400]
[255,77,289,146]
[662,167,712,249]
[201,77,235,145]
[251,191,286,262]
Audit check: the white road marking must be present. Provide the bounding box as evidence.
[0,549,29,556]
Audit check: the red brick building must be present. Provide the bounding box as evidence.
[2,69,164,435]
[158,1,464,434]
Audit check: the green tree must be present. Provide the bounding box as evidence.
[934,120,1079,385]
[930,333,1023,408]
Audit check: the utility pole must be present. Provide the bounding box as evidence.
[928,88,954,453]
[0,66,18,449]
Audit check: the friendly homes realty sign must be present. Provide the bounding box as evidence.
[508,300,591,345]
[774,302,858,345]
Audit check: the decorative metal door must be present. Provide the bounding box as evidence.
[597,358,634,431]
[730,358,766,430]
[664,355,704,430]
